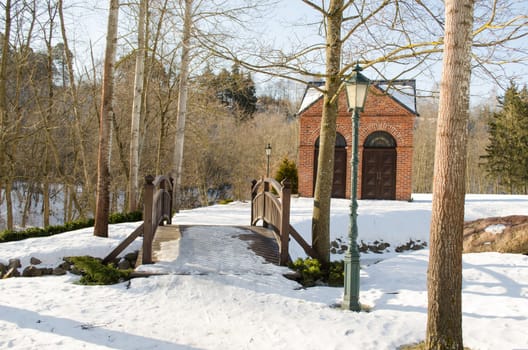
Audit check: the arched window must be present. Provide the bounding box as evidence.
[315,132,347,148]
[364,131,396,148]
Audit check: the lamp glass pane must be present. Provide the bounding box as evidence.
[356,83,368,109]
[345,83,357,110]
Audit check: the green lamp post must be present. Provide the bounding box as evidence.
[342,64,370,311]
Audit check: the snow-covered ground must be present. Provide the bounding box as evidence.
[1,194,527,349]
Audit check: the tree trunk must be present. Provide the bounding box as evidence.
[58,0,94,218]
[171,0,193,213]
[0,0,11,228]
[426,1,474,349]
[94,0,119,237]
[5,180,13,230]
[311,0,343,265]
[128,0,147,212]
[43,181,50,227]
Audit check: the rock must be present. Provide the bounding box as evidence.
[53,267,67,276]
[58,261,71,271]
[23,265,43,277]
[8,258,21,269]
[283,271,302,282]
[124,251,139,263]
[117,259,131,270]
[463,215,528,254]
[0,262,6,278]
[3,266,20,278]
[395,240,426,253]
[30,257,42,265]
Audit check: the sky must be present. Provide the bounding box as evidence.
[1,194,527,349]
[55,1,528,105]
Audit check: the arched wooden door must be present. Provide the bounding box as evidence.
[361,131,397,199]
[314,133,347,198]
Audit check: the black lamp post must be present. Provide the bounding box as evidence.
[265,143,272,178]
[342,64,370,311]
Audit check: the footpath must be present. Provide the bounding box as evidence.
[136,225,282,275]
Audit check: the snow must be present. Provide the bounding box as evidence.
[485,224,507,235]
[1,194,528,350]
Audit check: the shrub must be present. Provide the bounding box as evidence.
[274,157,299,194]
[109,211,142,224]
[66,256,132,285]
[0,211,142,243]
[289,258,344,287]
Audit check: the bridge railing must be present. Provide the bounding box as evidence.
[251,178,290,265]
[142,175,173,264]
[251,178,316,265]
[103,175,173,265]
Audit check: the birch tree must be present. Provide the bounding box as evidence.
[128,0,146,212]
[172,0,192,213]
[426,0,475,348]
[94,0,119,237]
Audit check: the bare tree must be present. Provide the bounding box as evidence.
[310,0,345,264]
[171,0,193,213]
[128,0,147,212]
[58,0,95,218]
[0,0,11,229]
[426,0,475,348]
[201,0,527,263]
[94,0,119,237]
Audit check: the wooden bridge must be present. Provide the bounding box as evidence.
[104,176,316,269]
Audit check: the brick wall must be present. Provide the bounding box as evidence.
[298,85,415,200]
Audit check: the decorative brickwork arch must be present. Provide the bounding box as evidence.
[361,131,397,199]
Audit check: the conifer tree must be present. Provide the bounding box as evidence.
[211,65,257,120]
[274,157,298,194]
[484,83,528,193]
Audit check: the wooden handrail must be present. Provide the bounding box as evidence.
[142,175,173,264]
[103,175,173,265]
[250,177,315,265]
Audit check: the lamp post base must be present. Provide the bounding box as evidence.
[342,251,361,311]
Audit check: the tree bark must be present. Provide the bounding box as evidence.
[94,0,119,237]
[0,0,11,229]
[426,1,474,349]
[311,0,343,265]
[128,0,147,212]
[172,0,193,213]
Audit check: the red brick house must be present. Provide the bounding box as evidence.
[297,81,417,200]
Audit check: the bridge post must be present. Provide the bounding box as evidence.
[168,177,174,224]
[263,178,269,229]
[142,175,155,264]
[279,179,291,265]
[250,179,257,225]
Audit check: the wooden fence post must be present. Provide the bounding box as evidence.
[263,178,269,229]
[168,177,174,224]
[142,175,154,264]
[279,179,291,265]
[250,179,257,225]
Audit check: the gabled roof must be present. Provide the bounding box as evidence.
[297,79,418,116]
[298,81,325,113]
